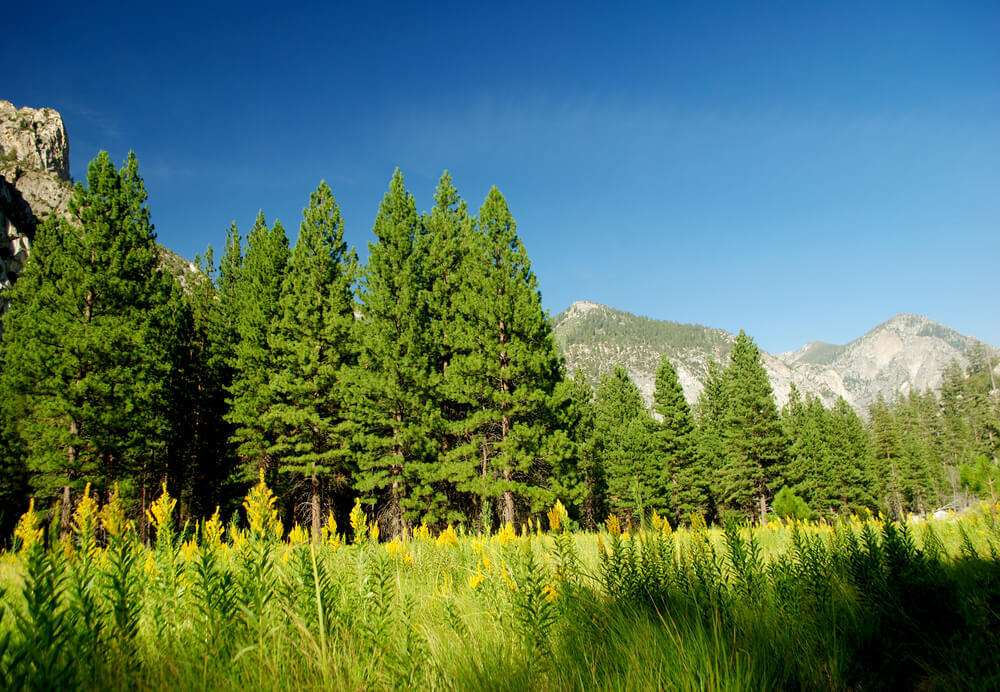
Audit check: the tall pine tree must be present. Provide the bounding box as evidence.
[0,151,176,524]
[227,212,290,483]
[413,172,477,525]
[264,182,358,540]
[593,365,661,522]
[718,330,786,522]
[652,355,706,524]
[446,187,569,526]
[352,170,436,535]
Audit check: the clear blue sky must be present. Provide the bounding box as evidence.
[5,1,998,353]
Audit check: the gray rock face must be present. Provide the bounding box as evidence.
[553,301,998,416]
[0,101,201,321]
[0,101,74,311]
[0,100,70,181]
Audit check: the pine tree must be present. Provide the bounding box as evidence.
[164,248,236,520]
[694,359,727,521]
[593,365,661,522]
[227,212,290,483]
[264,182,358,541]
[565,370,605,528]
[413,172,477,525]
[782,385,831,510]
[652,355,705,523]
[870,394,905,517]
[351,169,436,535]
[718,330,786,522]
[0,151,176,523]
[828,396,876,512]
[446,186,570,526]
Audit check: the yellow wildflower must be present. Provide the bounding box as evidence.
[547,499,568,533]
[501,562,517,592]
[244,470,282,541]
[147,483,177,536]
[72,483,100,557]
[495,522,516,545]
[287,524,309,546]
[605,514,622,536]
[437,524,458,548]
[60,536,75,561]
[101,485,126,540]
[180,538,199,563]
[143,551,158,576]
[14,499,43,552]
[542,581,558,602]
[349,500,368,544]
[322,512,342,549]
[414,524,430,541]
[202,507,225,549]
[469,567,484,590]
[385,536,406,557]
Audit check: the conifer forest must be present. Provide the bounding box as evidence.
[1,153,999,690]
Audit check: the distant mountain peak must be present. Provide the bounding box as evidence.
[563,300,608,316]
[553,303,996,415]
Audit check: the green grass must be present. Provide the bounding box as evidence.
[2,487,1000,690]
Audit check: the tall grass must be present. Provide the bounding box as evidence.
[2,483,999,690]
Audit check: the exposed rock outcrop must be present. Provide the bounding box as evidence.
[0,101,74,307]
[0,100,70,180]
[553,301,998,416]
[0,100,200,312]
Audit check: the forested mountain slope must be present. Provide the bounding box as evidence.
[553,301,998,412]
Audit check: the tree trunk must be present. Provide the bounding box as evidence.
[63,417,79,536]
[311,473,321,544]
[61,484,72,536]
[502,486,515,526]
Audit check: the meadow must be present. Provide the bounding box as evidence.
[2,477,1000,691]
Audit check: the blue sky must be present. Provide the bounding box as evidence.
[5,1,998,353]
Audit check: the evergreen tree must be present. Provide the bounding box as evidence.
[652,355,706,523]
[0,151,176,523]
[414,172,477,525]
[446,186,570,526]
[227,212,290,483]
[870,394,905,517]
[351,169,436,535]
[693,359,727,521]
[166,248,236,520]
[565,370,605,528]
[264,182,358,540]
[827,396,876,512]
[718,330,786,522]
[593,365,661,522]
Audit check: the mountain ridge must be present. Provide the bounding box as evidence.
[552,301,998,414]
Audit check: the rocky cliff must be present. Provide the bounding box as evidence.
[553,301,998,415]
[0,100,198,307]
[0,101,72,303]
